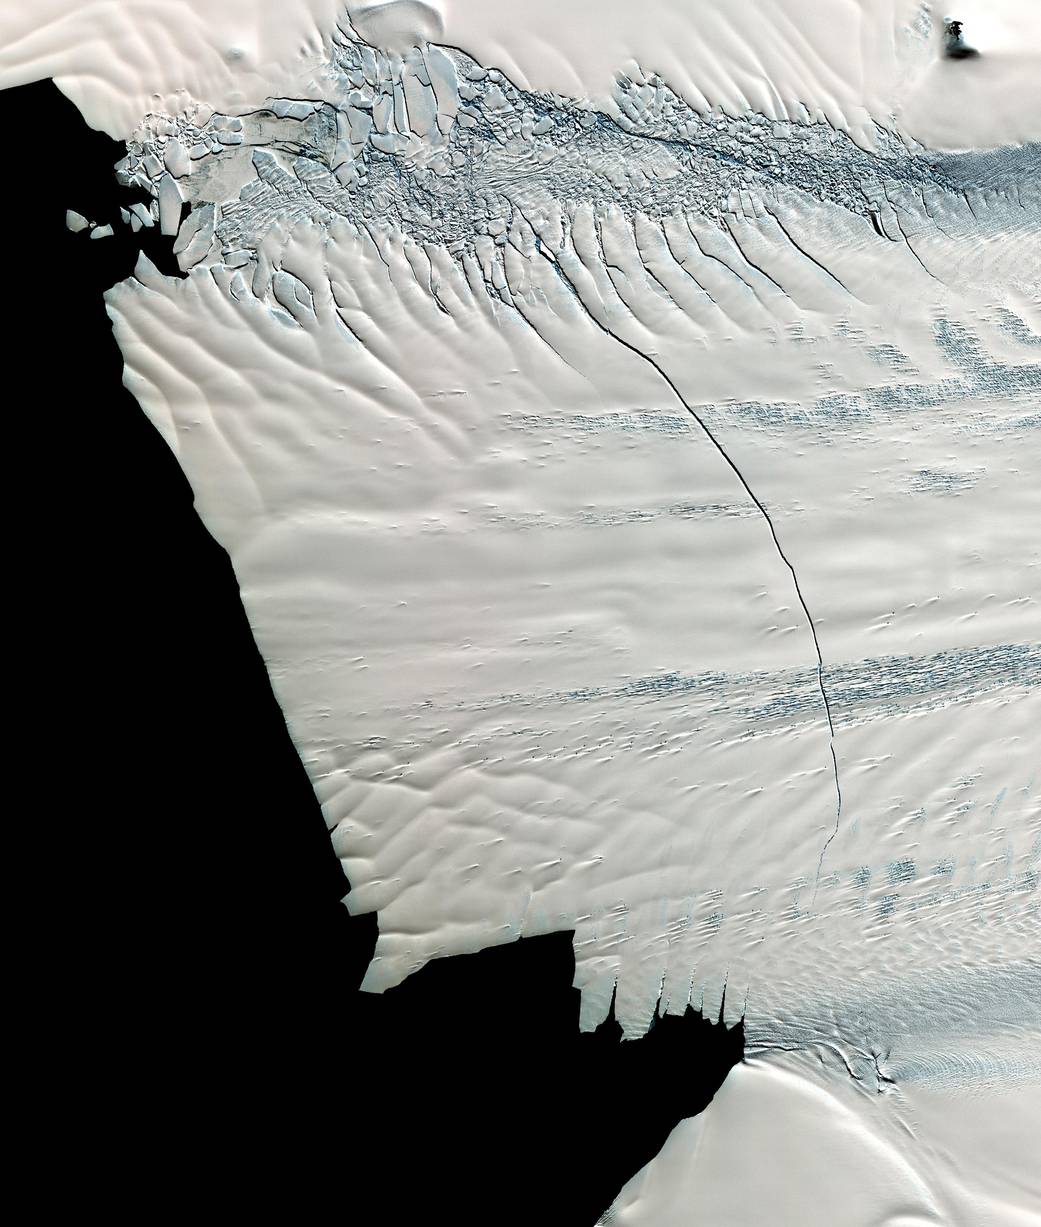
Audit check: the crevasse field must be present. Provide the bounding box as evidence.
[5,2,1038,1222]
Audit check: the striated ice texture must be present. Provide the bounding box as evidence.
[4,1,1039,1223]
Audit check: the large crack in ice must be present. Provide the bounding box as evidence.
[520,210,845,896]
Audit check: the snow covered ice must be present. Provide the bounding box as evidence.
[4,2,1038,1222]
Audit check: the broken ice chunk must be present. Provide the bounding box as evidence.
[270,99,317,120]
[90,224,114,239]
[65,210,89,233]
[173,203,217,271]
[345,105,373,154]
[401,66,437,138]
[131,249,164,286]
[156,173,184,236]
[372,93,393,133]
[422,45,459,134]
[229,270,249,301]
[129,202,154,229]
[172,202,211,255]
[393,80,409,133]
[483,84,509,111]
[119,207,131,225]
[271,269,316,323]
[164,138,191,178]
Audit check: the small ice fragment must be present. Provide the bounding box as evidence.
[484,84,508,111]
[272,269,316,322]
[346,105,373,150]
[142,153,163,177]
[401,69,437,138]
[174,203,217,271]
[65,210,89,233]
[372,94,393,133]
[157,173,183,236]
[119,207,131,225]
[423,45,458,117]
[132,250,163,286]
[164,138,191,178]
[172,204,206,255]
[270,99,316,120]
[90,224,114,239]
[130,202,154,229]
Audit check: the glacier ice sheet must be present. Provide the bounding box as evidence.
[5,1,1039,1222]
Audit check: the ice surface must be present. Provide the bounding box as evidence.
[163,136,191,178]
[129,203,153,230]
[5,0,1039,1222]
[602,1041,1041,1225]
[156,173,184,236]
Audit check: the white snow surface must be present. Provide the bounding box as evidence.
[5,1,1039,1223]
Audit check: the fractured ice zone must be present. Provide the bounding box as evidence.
[99,17,1040,1097]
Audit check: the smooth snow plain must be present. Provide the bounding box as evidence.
[5,2,1038,1223]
